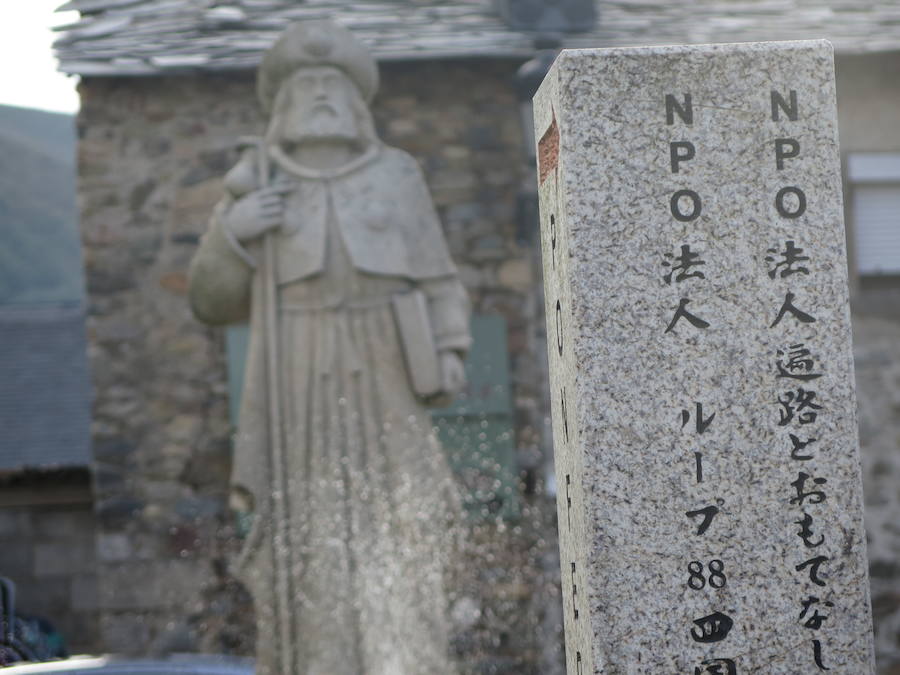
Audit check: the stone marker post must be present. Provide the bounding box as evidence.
[535,41,876,673]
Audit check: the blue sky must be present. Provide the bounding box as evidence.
[0,2,80,113]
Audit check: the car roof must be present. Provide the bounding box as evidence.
[0,655,254,675]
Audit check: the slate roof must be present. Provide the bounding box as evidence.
[55,0,900,76]
[0,304,92,471]
[0,106,91,471]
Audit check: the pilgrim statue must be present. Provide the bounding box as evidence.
[188,21,471,675]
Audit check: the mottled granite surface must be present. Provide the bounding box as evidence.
[535,40,876,673]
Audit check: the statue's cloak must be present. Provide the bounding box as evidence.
[192,143,460,306]
[273,146,459,284]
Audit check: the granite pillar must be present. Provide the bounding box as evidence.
[535,40,876,673]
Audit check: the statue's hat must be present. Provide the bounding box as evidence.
[257,20,379,114]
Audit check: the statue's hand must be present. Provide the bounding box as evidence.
[439,351,466,398]
[223,185,292,242]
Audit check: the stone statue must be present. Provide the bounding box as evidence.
[188,21,471,675]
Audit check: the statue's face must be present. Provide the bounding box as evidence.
[274,65,360,145]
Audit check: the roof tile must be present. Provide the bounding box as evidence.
[54,1,900,75]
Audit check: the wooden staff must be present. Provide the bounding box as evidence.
[257,139,294,674]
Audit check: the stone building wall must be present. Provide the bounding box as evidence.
[853,317,900,673]
[0,490,99,654]
[74,50,900,672]
[76,60,561,672]
[835,51,900,672]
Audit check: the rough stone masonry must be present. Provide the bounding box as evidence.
[534,41,876,673]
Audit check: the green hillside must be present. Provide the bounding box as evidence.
[0,104,82,305]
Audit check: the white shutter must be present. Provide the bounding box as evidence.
[848,154,900,182]
[853,184,900,275]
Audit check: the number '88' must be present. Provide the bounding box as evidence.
[687,559,726,590]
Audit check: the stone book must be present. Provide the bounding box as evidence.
[393,288,443,398]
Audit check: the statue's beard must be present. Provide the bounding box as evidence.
[276,103,360,146]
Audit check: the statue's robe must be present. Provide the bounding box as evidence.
[189,143,470,675]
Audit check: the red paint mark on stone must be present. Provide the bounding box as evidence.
[159,271,189,295]
[538,115,560,185]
